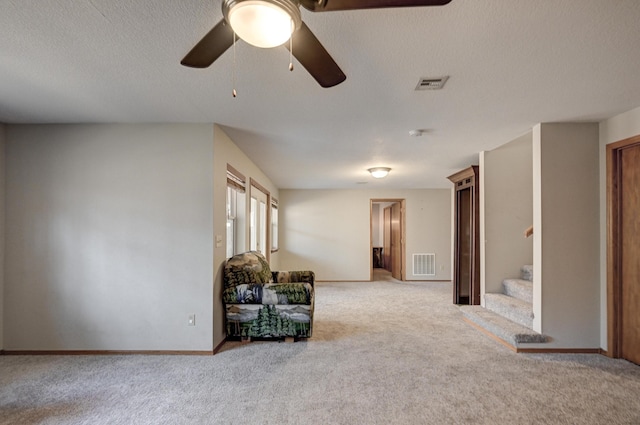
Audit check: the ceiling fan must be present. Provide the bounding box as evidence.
[181,0,452,88]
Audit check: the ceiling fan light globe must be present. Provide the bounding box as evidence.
[227,0,297,48]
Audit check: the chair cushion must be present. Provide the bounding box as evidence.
[223,282,313,305]
[224,251,273,288]
[273,270,315,286]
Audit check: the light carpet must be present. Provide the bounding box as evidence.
[1,272,639,424]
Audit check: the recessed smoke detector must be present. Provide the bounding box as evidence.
[415,76,449,90]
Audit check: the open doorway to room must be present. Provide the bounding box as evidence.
[370,199,406,281]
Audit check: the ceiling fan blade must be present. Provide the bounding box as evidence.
[181,19,235,68]
[300,0,451,12]
[286,22,346,88]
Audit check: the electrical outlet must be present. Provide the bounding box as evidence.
[188,314,196,326]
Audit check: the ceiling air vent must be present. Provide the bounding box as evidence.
[415,76,449,90]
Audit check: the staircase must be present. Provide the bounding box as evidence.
[460,265,547,349]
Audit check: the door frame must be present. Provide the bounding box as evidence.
[606,133,640,358]
[370,199,406,281]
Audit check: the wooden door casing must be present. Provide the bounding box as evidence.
[620,143,640,365]
[448,166,480,305]
[391,202,402,280]
[607,134,640,364]
[383,206,392,272]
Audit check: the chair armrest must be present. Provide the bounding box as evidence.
[272,270,315,286]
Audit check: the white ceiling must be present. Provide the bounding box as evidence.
[1,0,639,188]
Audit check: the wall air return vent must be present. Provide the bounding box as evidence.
[415,76,449,90]
[413,253,436,276]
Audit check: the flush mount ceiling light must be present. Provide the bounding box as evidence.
[223,0,301,48]
[368,167,391,179]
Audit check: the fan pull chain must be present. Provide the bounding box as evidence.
[232,32,237,98]
[289,19,294,72]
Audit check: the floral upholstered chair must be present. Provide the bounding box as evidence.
[223,251,314,340]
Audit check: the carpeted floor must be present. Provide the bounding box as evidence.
[1,270,639,424]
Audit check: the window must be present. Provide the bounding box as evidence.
[249,178,270,260]
[226,165,246,258]
[271,198,278,252]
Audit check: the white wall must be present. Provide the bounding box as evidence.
[212,125,279,348]
[4,124,214,351]
[598,105,640,350]
[480,132,533,297]
[532,123,600,348]
[0,124,4,350]
[279,189,451,281]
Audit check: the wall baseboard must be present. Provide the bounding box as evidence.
[213,338,227,355]
[516,347,602,354]
[463,317,603,355]
[2,350,214,356]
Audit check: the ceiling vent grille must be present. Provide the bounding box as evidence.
[415,76,449,90]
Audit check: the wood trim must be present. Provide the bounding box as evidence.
[249,178,271,263]
[226,164,246,192]
[515,348,601,354]
[463,318,602,354]
[370,200,374,281]
[370,199,406,281]
[400,199,406,281]
[213,337,227,355]
[449,166,480,305]
[315,280,372,283]
[447,166,478,183]
[607,142,620,358]
[606,134,640,359]
[2,350,214,356]
[249,177,270,197]
[227,164,245,183]
[462,317,517,352]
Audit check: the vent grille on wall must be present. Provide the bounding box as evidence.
[413,253,436,276]
[415,76,449,90]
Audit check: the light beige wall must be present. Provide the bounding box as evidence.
[212,125,279,348]
[4,124,214,351]
[0,124,4,350]
[279,189,451,281]
[598,105,640,350]
[532,123,600,348]
[480,132,533,297]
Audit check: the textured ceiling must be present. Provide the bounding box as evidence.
[1,0,639,188]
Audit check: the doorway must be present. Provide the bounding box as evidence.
[370,199,406,281]
[607,134,640,365]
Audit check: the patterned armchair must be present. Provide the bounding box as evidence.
[223,251,314,340]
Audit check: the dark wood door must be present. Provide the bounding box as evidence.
[620,143,640,365]
[448,166,480,305]
[456,187,473,303]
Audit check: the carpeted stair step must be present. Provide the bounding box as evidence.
[484,293,534,329]
[521,265,533,282]
[460,305,547,347]
[502,278,533,303]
